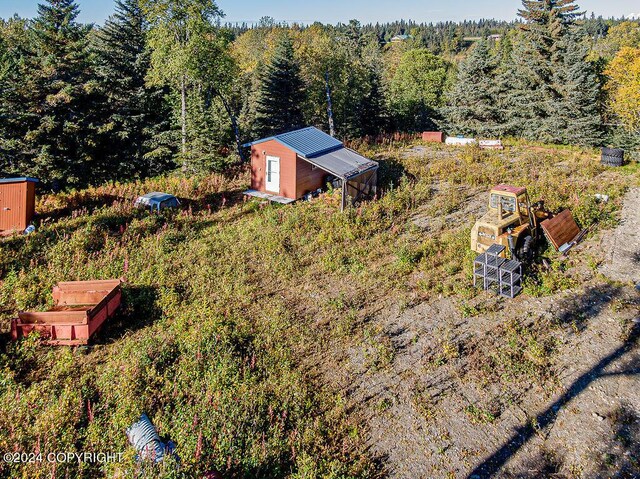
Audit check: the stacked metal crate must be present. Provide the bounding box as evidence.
[473,244,523,298]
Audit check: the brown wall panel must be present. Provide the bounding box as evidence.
[250,140,298,199]
[296,157,329,199]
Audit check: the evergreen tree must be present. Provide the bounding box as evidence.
[549,33,602,145]
[0,18,29,174]
[7,0,96,187]
[357,68,387,137]
[499,0,601,145]
[253,34,305,137]
[518,0,582,29]
[92,0,175,179]
[331,22,387,138]
[498,33,555,141]
[444,40,502,137]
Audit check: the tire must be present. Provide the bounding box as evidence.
[601,147,624,158]
[601,148,625,167]
[517,235,534,262]
[601,155,624,167]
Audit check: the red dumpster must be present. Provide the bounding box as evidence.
[10,279,123,346]
[422,131,445,143]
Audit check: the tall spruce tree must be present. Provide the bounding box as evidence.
[498,33,555,141]
[548,33,603,145]
[7,0,96,187]
[328,22,387,138]
[357,68,387,137]
[518,0,582,32]
[253,34,305,137]
[499,0,601,145]
[444,40,502,137]
[93,0,175,179]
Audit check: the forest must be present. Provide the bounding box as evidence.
[0,0,638,189]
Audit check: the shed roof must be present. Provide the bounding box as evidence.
[0,177,39,185]
[304,148,378,180]
[245,127,343,158]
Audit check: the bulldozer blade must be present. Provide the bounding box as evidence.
[541,210,581,252]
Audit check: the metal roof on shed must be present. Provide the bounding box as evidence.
[304,148,378,179]
[0,177,39,184]
[245,127,343,158]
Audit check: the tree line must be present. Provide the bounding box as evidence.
[0,0,638,189]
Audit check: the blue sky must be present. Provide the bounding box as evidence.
[1,0,639,25]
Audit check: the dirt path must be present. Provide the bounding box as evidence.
[324,185,640,478]
[599,187,640,285]
[340,282,639,478]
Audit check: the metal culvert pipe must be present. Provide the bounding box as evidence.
[126,414,167,463]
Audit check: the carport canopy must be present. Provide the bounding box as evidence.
[303,147,378,180]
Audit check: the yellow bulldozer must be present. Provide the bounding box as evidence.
[470,185,553,261]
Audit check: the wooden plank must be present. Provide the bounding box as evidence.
[0,182,27,231]
[89,291,122,336]
[296,156,327,199]
[54,291,113,306]
[541,210,581,251]
[243,190,295,205]
[479,140,504,150]
[25,181,35,226]
[422,131,444,143]
[18,311,88,324]
[55,279,122,292]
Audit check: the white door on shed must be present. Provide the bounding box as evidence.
[265,156,280,193]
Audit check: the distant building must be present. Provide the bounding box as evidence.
[390,34,412,43]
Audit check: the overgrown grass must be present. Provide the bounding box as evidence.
[0,142,637,477]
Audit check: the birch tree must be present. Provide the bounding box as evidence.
[142,0,222,161]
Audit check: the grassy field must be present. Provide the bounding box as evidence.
[0,141,638,478]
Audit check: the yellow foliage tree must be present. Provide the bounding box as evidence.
[605,46,640,132]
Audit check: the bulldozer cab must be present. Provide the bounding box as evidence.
[489,190,531,222]
[486,185,530,227]
[471,185,533,256]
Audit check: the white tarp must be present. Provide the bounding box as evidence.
[445,137,477,146]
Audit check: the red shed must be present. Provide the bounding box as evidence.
[244,127,378,210]
[0,177,38,233]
